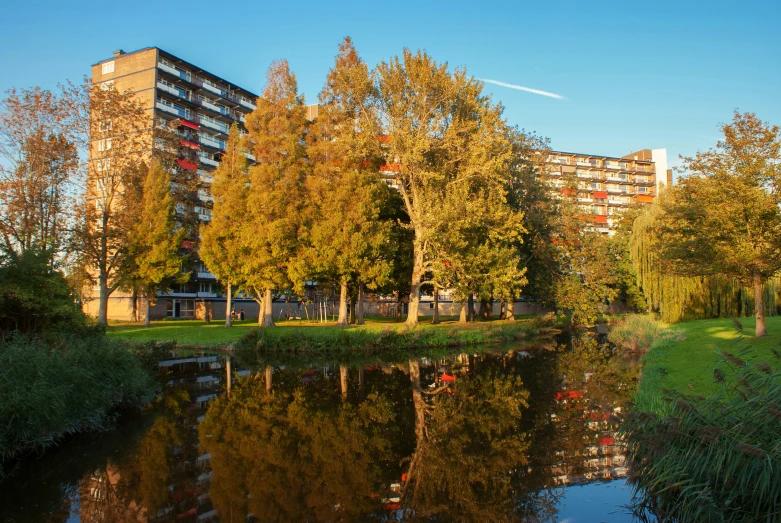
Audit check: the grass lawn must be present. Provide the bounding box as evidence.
[635,315,781,404]
[107,315,536,347]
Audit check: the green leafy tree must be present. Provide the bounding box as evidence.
[200,125,248,327]
[655,112,781,336]
[243,60,308,327]
[372,50,517,325]
[129,160,187,326]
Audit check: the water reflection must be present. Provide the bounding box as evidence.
[0,337,643,522]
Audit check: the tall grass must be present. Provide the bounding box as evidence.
[234,321,535,353]
[608,314,684,354]
[0,333,157,480]
[623,347,781,522]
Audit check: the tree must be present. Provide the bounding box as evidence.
[200,125,248,327]
[70,81,148,325]
[243,60,308,327]
[295,38,394,326]
[372,50,516,325]
[0,86,79,264]
[655,112,781,336]
[129,160,187,326]
[552,187,619,327]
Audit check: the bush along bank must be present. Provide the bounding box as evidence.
[622,348,781,522]
[234,321,540,353]
[0,333,158,481]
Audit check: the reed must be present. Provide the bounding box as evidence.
[623,347,781,522]
[0,333,157,481]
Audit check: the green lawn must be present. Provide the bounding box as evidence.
[636,315,781,404]
[107,315,534,347]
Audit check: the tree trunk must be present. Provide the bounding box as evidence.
[505,296,515,321]
[467,294,475,322]
[432,287,440,324]
[337,278,349,326]
[97,276,110,325]
[459,300,467,324]
[261,288,275,327]
[357,282,365,325]
[131,289,138,322]
[753,269,767,337]
[226,358,231,399]
[144,291,151,327]
[265,365,272,393]
[225,283,233,328]
[340,365,348,400]
[486,297,494,319]
[406,239,425,326]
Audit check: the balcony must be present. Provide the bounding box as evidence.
[198,79,227,97]
[199,135,226,150]
[239,97,257,110]
[156,101,189,119]
[158,62,190,81]
[157,82,190,101]
[199,156,218,167]
[198,117,229,134]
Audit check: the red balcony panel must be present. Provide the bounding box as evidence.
[593,191,608,199]
[177,159,198,170]
[180,139,200,150]
[637,194,654,203]
[592,215,608,223]
[181,239,195,250]
[178,119,200,130]
[562,188,576,195]
[378,135,391,143]
[380,163,400,172]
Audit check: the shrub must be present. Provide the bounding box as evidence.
[623,350,781,522]
[0,333,157,480]
[608,314,683,354]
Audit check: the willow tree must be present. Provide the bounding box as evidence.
[243,60,308,327]
[654,112,781,336]
[200,124,248,327]
[295,38,392,326]
[372,50,516,325]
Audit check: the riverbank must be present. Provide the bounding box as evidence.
[108,316,542,350]
[634,315,781,405]
[0,334,157,481]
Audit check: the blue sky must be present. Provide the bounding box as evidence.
[2,0,779,173]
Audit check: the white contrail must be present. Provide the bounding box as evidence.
[480,78,565,100]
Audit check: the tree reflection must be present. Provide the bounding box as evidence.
[200,371,396,521]
[402,358,532,521]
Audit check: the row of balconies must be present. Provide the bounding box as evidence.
[157,83,250,125]
[158,61,257,110]
[549,157,655,173]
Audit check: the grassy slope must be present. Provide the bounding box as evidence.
[635,315,781,404]
[107,315,536,347]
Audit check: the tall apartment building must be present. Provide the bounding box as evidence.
[545,148,670,234]
[88,47,259,320]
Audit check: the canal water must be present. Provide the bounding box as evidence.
[0,338,651,522]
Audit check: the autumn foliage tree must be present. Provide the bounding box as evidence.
[654,112,781,336]
[243,60,308,327]
[199,124,248,327]
[296,38,394,326]
[128,160,187,326]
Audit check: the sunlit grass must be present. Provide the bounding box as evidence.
[635,315,781,402]
[108,315,537,347]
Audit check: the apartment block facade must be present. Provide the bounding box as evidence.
[88,47,259,320]
[545,148,670,234]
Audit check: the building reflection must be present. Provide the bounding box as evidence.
[8,338,638,522]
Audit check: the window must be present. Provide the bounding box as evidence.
[98,138,112,152]
[100,80,114,91]
[96,158,111,172]
[98,120,112,133]
[102,61,115,74]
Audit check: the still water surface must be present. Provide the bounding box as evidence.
[0,340,649,522]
